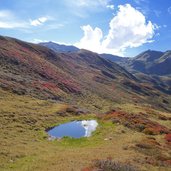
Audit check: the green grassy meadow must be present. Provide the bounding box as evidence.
[0,88,171,171]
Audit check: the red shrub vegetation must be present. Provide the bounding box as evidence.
[0,38,81,96]
[165,134,171,143]
[103,110,171,135]
[81,167,93,171]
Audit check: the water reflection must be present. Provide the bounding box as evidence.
[47,120,98,139]
[80,120,98,137]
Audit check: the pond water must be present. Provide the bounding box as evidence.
[47,120,98,139]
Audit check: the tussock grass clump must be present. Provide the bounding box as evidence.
[93,159,138,171]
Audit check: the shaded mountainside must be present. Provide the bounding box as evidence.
[123,50,171,76]
[100,53,128,63]
[40,42,171,76]
[39,42,171,76]
[100,50,171,76]
[100,50,171,93]
[0,36,171,111]
[39,41,79,53]
[125,50,171,92]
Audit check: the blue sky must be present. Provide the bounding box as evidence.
[0,0,171,56]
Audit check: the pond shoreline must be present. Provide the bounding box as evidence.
[47,120,98,139]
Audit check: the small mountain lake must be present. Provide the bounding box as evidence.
[47,120,98,139]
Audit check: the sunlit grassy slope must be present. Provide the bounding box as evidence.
[0,88,171,171]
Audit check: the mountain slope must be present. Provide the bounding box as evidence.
[147,51,171,75]
[126,50,171,75]
[39,41,79,53]
[0,36,171,112]
[40,42,171,76]
[100,53,129,63]
[100,50,171,76]
[0,36,81,100]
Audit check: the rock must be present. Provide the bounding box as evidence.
[104,137,112,141]
[48,136,56,141]
[9,160,14,163]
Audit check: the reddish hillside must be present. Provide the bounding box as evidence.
[0,36,171,111]
[0,36,81,99]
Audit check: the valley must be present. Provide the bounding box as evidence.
[0,36,171,171]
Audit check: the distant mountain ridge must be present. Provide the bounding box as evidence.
[100,50,171,76]
[39,41,79,53]
[126,50,171,76]
[39,41,171,76]
[100,53,129,63]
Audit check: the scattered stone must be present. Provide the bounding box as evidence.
[48,136,56,141]
[104,137,112,141]
[9,160,14,163]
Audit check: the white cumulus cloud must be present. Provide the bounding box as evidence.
[30,17,48,26]
[75,25,103,52]
[75,4,156,56]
